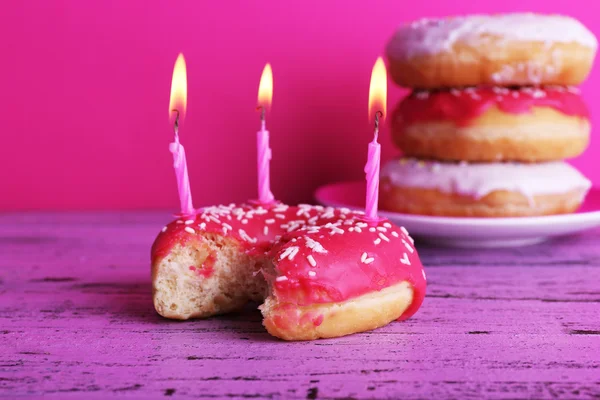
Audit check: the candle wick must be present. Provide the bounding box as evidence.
[374,110,383,141]
[256,105,265,122]
[172,108,180,139]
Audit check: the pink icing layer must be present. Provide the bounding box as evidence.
[151,203,426,321]
[394,86,589,127]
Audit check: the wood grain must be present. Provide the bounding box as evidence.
[1,212,599,399]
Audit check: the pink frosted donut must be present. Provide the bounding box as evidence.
[392,86,590,162]
[151,203,426,341]
[385,13,597,88]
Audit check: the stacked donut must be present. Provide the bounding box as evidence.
[381,13,596,217]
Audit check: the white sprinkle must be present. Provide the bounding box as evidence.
[199,222,207,230]
[374,238,382,245]
[308,216,319,225]
[239,229,256,243]
[391,231,399,238]
[276,276,288,282]
[422,270,427,280]
[279,246,300,261]
[222,223,233,230]
[356,222,368,228]
[340,207,351,214]
[402,239,414,253]
[305,237,327,254]
[400,226,409,236]
[329,226,344,235]
[275,214,286,219]
[307,255,317,267]
[222,227,229,235]
[265,219,276,224]
[241,219,248,224]
[176,220,184,224]
[361,252,368,263]
[315,205,324,211]
[308,270,316,277]
[369,227,376,233]
[263,226,269,235]
[400,253,411,265]
[161,226,168,232]
[254,208,268,215]
[383,222,392,228]
[364,257,375,264]
[377,227,387,232]
[296,208,310,217]
[408,236,415,244]
[354,227,362,233]
[379,232,390,242]
[279,247,294,260]
[184,219,194,225]
[321,211,335,219]
[343,220,353,226]
[287,247,299,261]
[273,205,289,213]
[349,227,355,232]
[209,216,220,223]
[184,227,195,234]
[287,223,302,233]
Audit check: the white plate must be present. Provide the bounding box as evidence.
[314,181,600,248]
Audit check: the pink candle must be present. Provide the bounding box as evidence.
[365,57,387,220]
[169,135,194,215]
[257,118,275,203]
[364,128,381,219]
[169,53,194,215]
[256,63,275,204]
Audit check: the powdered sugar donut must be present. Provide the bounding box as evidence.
[151,203,426,341]
[380,158,591,217]
[386,13,597,88]
[392,86,590,162]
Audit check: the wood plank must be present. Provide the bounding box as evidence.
[1,212,599,398]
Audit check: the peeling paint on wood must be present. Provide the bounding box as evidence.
[0,212,599,399]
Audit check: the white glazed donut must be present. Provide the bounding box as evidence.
[385,13,598,88]
[380,158,591,217]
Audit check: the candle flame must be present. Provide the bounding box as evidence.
[257,63,273,111]
[169,53,187,121]
[368,57,387,124]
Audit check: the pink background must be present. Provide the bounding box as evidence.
[1,0,598,211]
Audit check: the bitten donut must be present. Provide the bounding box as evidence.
[385,13,597,88]
[151,203,426,341]
[392,86,590,162]
[380,158,591,217]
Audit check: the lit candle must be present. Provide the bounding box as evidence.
[256,63,275,204]
[364,57,387,220]
[168,53,194,215]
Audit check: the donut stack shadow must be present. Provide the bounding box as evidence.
[380,13,597,217]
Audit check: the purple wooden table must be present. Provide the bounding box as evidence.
[1,212,599,399]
